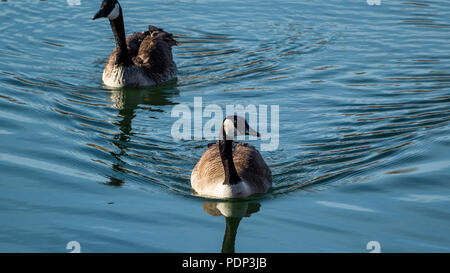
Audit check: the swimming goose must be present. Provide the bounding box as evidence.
[93,0,177,87]
[191,116,272,198]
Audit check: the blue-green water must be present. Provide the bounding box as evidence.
[1,0,449,252]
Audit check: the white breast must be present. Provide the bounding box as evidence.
[192,177,252,199]
[102,65,156,88]
[102,62,177,88]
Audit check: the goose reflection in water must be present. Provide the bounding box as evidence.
[105,84,179,186]
[202,201,261,253]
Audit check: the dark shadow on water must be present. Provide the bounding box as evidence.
[202,200,261,253]
[109,81,179,110]
[104,82,179,186]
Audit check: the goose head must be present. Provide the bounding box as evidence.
[221,115,260,141]
[92,0,121,21]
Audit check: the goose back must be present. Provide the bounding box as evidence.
[103,25,177,87]
[191,142,272,197]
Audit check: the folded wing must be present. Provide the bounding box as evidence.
[126,25,177,79]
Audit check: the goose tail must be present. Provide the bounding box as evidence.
[148,25,177,47]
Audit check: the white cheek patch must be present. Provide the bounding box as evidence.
[223,119,235,140]
[108,3,120,20]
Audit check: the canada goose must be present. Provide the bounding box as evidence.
[92,0,177,87]
[191,116,272,198]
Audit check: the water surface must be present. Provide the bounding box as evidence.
[0,0,449,252]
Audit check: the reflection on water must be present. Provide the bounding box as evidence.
[109,84,179,111]
[203,201,261,253]
[105,85,179,187]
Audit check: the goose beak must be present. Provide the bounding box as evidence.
[92,9,105,20]
[246,126,261,137]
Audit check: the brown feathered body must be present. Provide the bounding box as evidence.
[103,25,177,87]
[191,142,272,198]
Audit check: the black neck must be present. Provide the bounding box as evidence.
[109,7,132,66]
[219,128,241,185]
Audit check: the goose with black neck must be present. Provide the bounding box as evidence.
[93,0,177,87]
[191,116,272,199]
